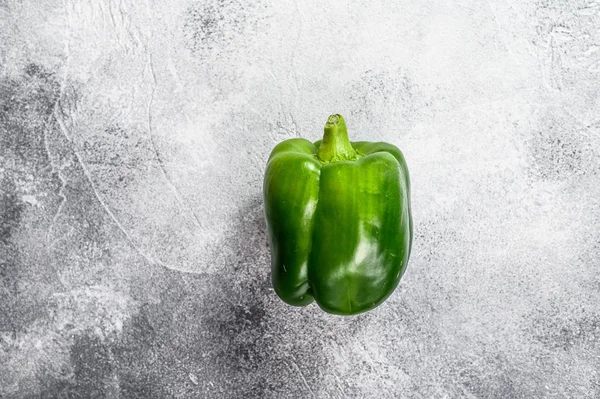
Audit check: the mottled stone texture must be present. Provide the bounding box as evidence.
[1,0,599,397]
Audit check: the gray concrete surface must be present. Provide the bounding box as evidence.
[1,0,600,397]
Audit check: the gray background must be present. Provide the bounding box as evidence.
[1,0,599,397]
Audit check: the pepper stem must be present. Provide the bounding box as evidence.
[317,114,357,163]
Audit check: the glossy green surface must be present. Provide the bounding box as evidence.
[263,115,412,315]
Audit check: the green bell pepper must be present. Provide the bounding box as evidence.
[263,114,412,315]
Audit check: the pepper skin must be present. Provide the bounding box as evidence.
[263,114,412,315]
